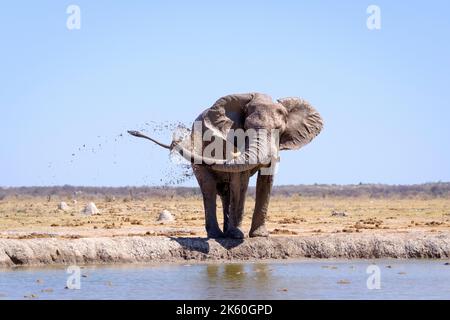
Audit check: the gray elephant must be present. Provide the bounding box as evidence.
[129,93,323,239]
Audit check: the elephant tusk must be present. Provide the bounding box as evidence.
[230,151,241,159]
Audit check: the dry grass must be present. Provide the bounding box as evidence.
[0,195,449,239]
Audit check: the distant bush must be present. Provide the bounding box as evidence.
[0,183,448,199]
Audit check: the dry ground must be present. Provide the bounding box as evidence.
[0,196,449,239]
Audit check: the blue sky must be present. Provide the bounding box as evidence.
[1,1,449,187]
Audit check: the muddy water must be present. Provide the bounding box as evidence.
[1,260,450,300]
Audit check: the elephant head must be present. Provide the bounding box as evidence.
[174,93,323,172]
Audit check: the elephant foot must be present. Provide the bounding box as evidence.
[206,228,225,239]
[225,227,244,239]
[249,225,269,238]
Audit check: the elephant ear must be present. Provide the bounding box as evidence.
[277,97,323,151]
[203,93,254,140]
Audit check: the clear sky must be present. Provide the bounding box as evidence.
[1,1,449,187]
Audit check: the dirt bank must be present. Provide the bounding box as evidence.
[1,232,449,267]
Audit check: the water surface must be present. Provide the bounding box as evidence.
[1,260,449,299]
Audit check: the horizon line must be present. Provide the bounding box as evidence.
[1,181,449,189]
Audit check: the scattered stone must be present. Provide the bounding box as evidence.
[103,223,117,229]
[444,262,450,266]
[157,210,175,222]
[36,279,44,284]
[130,219,143,225]
[331,211,348,217]
[41,288,53,293]
[58,202,70,211]
[425,221,444,226]
[82,202,100,215]
[270,228,298,235]
[278,217,306,224]
[354,218,383,230]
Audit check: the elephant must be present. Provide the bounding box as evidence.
[129,93,323,239]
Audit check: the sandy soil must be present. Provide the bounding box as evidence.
[0,196,449,239]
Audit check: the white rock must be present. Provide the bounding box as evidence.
[58,202,70,211]
[157,210,175,222]
[83,202,100,215]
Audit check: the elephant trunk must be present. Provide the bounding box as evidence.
[172,143,229,165]
[174,131,274,173]
[209,133,267,172]
[128,129,273,173]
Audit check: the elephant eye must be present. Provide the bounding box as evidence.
[276,108,287,118]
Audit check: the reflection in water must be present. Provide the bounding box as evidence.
[252,264,271,292]
[205,264,272,282]
[206,264,219,282]
[203,263,274,298]
[223,264,245,282]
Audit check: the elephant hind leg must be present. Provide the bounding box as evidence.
[217,183,230,233]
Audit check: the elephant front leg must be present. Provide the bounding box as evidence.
[193,165,223,238]
[249,171,274,238]
[202,189,224,238]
